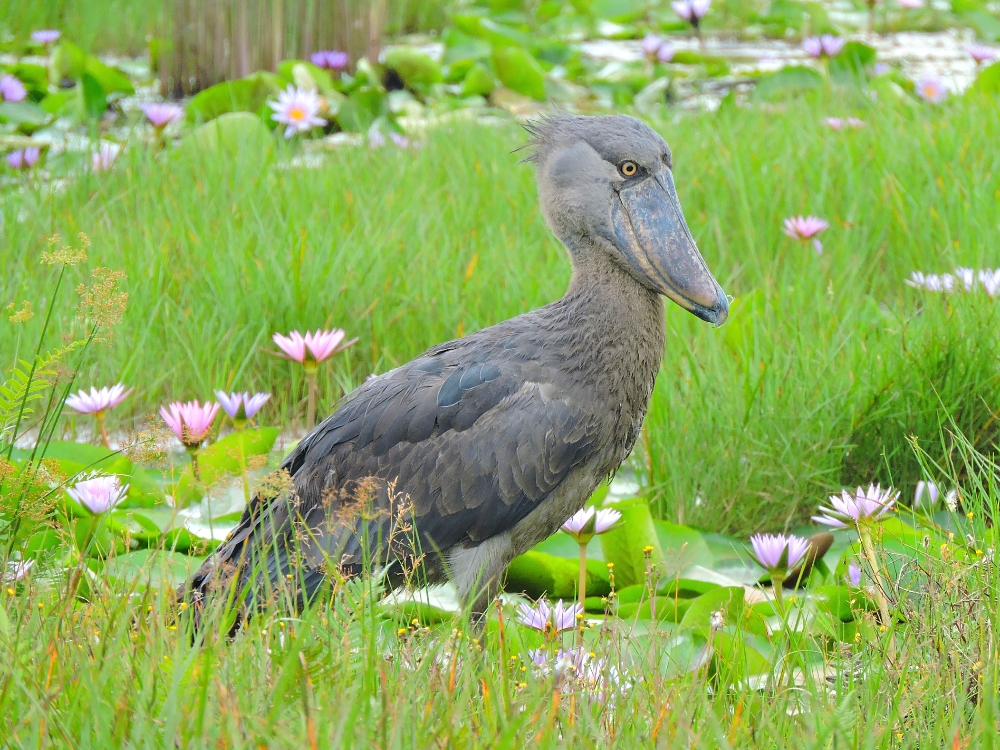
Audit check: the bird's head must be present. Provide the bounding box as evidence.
[525,113,728,326]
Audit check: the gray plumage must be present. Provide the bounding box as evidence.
[183,113,728,623]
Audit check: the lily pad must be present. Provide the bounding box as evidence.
[491,46,546,101]
[600,498,664,587]
[175,112,275,162]
[504,550,611,599]
[384,47,443,88]
[103,549,207,586]
[752,66,824,101]
[171,427,279,507]
[969,61,1000,96]
[186,73,283,123]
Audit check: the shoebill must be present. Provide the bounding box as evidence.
[184,113,729,624]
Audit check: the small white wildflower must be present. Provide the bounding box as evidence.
[944,489,958,512]
[709,609,725,632]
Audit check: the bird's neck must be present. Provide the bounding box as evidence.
[556,248,666,391]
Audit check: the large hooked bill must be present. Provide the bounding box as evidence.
[612,170,729,327]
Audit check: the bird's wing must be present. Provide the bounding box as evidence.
[212,334,603,589]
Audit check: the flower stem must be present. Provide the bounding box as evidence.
[189,449,201,483]
[237,428,250,505]
[306,369,318,433]
[772,573,786,619]
[859,523,897,664]
[95,411,109,449]
[577,542,587,646]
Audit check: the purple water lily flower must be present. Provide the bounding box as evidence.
[0,74,27,103]
[142,103,184,129]
[516,599,583,636]
[65,383,132,415]
[915,76,947,103]
[561,507,622,544]
[159,400,220,448]
[749,533,810,573]
[215,390,270,423]
[782,215,830,254]
[642,33,665,57]
[671,0,710,27]
[848,560,862,586]
[657,43,676,63]
[31,29,61,44]
[967,44,999,65]
[7,148,41,171]
[66,475,129,514]
[803,35,846,58]
[813,484,899,528]
[310,50,349,71]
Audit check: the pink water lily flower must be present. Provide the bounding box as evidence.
[813,484,899,528]
[897,0,922,7]
[967,44,999,65]
[66,475,129,514]
[782,215,830,254]
[7,147,41,170]
[310,50,349,71]
[91,142,121,172]
[0,74,27,103]
[215,391,270,422]
[803,35,846,58]
[31,30,61,44]
[142,103,184,129]
[159,400,220,447]
[750,533,810,573]
[915,76,947,103]
[671,0,710,26]
[4,558,35,582]
[561,507,622,544]
[268,85,326,138]
[273,329,355,365]
[65,383,132,415]
[517,599,583,635]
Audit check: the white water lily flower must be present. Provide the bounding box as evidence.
[268,86,326,138]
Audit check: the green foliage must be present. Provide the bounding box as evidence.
[174,112,275,163]
[491,45,547,99]
[969,61,1000,95]
[185,73,283,123]
[842,300,1000,501]
[829,41,877,80]
[171,427,279,506]
[599,498,663,587]
[751,65,824,100]
[384,47,444,88]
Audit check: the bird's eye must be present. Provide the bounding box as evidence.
[619,161,638,177]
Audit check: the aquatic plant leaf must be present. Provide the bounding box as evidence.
[491,46,546,100]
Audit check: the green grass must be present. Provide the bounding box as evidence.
[2,472,999,747]
[5,91,1000,534]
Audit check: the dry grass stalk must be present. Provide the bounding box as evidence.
[159,0,396,96]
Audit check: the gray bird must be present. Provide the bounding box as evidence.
[184,113,728,625]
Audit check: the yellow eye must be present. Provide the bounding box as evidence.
[620,161,638,177]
